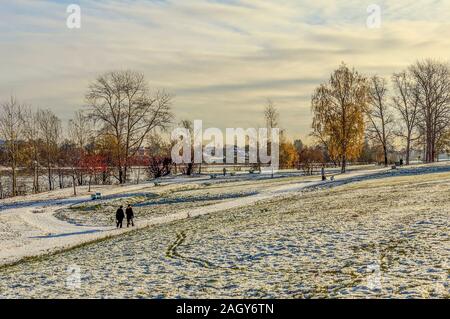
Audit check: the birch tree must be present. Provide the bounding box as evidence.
[311,63,369,173]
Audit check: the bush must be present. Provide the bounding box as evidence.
[148,156,172,178]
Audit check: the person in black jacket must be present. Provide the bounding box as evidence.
[126,204,134,227]
[116,206,125,228]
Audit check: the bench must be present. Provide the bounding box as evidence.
[91,192,102,200]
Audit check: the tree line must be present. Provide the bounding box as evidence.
[252,59,450,175]
[1,59,450,197]
[310,59,450,173]
[0,71,173,197]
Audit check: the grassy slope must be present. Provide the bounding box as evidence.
[0,171,448,298]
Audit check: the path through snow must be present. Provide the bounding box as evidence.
[1,164,448,267]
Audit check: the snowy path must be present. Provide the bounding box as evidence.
[0,179,323,266]
[1,164,448,267]
[0,183,163,266]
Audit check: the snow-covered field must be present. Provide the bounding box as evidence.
[0,164,449,298]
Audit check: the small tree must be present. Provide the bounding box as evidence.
[297,145,325,175]
[392,71,420,165]
[23,108,41,193]
[59,140,80,196]
[148,156,172,178]
[365,75,394,166]
[279,135,299,169]
[68,110,93,185]
[37,109,62,190]
[0,96,26,196]
[294,139,304,153]
[80,154,108,192]
[264,99,279,130]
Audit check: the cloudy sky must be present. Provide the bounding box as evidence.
[1,0,450,141]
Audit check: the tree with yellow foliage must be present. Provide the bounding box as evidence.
[311,63,369,173]
[279,133,299,169]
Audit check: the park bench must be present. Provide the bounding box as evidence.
[91,192,102,200]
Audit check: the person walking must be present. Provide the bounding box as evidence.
[321,166,326,181]
[116,205,125,228]
[126,204,135,227]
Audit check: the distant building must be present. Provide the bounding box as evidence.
[136,146,151,157]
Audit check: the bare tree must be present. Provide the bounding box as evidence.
[365,76,394,166]
[86,70,173,183]
[392,71,420,165]
[23,108,42,193]
[409,60,450,162]
[68,110,94,185]
[0,96,26,196]
[59,140,79,196]
[68,110,93,150]
[37,109,62,190]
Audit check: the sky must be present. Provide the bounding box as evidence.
[1,0,450,142]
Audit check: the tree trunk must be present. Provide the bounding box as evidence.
[136,166,140,185]
[59,170,63,189]
[341,155,347,173]
[34,162,39,193]
[187,163,193,176]
[11,166,17,197]
[431,139,436,162]
[118,168,124,184]
[72,170,77,196]
[36,164,40,193]
[383,145,388,167]
[406,138,411,165]
[47,165,52,191]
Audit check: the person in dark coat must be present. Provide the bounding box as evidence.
[116,206,125,228]
[126,204,134,227]
[321,166,326,181]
